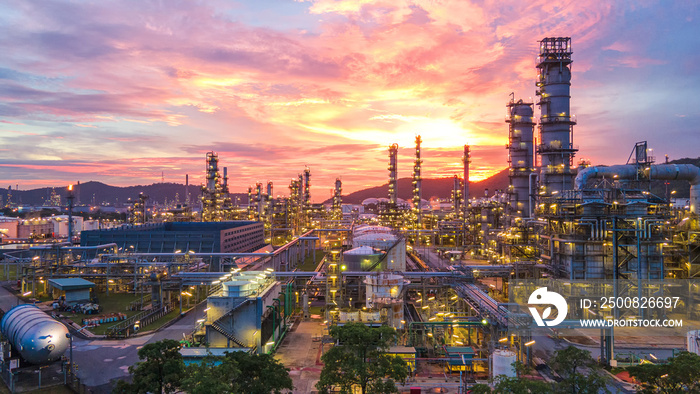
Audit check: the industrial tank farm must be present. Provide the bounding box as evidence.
[0,305,70,364]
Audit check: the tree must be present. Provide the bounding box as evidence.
[225,351,293,394]
[316,323,409,394]
[471,376,554,393]
[114,339,184,394]
[180,354,235,394]
[470,360,554,394]
[180,351,293,394]
[550,346,609,394]
[628,351,700,393]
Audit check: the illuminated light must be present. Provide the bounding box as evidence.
[421,306,429,309]
[212,280,220,285]
[23,291,32,296]
[499,337,508,343]
[427,333,433,337]
[266,341,275,346]
[481,319,488,325]
[524,340,536,346]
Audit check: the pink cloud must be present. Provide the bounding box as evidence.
[0,0,693,197]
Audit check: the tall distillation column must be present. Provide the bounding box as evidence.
[303,168,311,210]
[412,136,423,227]
[507,99,535,217]
[255,182,263,220]
[201,152,221,222]
[388,144,399,205]
[452,175,462,214]
[536,37,577,195]
[288,178,301,233]
[332,178,342,219]
[463,145,470,209]
[222,167,232,213]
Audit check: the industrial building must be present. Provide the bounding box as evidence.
[81,221,264,255]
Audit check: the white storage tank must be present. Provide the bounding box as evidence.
[491,349,517,379]
[365,273,406,306]
[687,330,700,355]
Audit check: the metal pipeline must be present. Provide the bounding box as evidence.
[575,164,700,214]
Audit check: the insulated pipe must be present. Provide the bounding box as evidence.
[575,164,700,214]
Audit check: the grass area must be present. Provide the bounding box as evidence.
[0,264,21,281]
[308,306,324,316]
[297,251,326,271]
[142,309,181,331]
[60,292,143,335]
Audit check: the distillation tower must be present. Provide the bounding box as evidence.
[506,99,536,218]
[463,145,470,207]
[332,178,342,220]
[536,37,577,195]
[201,152,222,222]
[412,136,423,227]
[388,144,399,205]
[303,168,311,211]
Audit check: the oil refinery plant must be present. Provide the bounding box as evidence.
[0,36,699,392]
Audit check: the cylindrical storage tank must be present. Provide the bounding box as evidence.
[1,305,69,364]
[343,246,382,271]
[491,349,517,379]
[687,330,700,355]
[365,273,405,307]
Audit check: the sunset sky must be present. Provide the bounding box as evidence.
[0,0,698,201]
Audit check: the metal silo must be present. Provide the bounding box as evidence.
[0,305,70,364]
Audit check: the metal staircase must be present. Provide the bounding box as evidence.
[209,299,250,347]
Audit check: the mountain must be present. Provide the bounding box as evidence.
[0,181,248,207]
[1,156,695,207]
[336,169,510,204]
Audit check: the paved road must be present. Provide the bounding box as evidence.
[0,283,210,392]
[275,320,325,393]
[72,301,208,391]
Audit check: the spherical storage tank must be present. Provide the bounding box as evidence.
[1,305,70,364]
